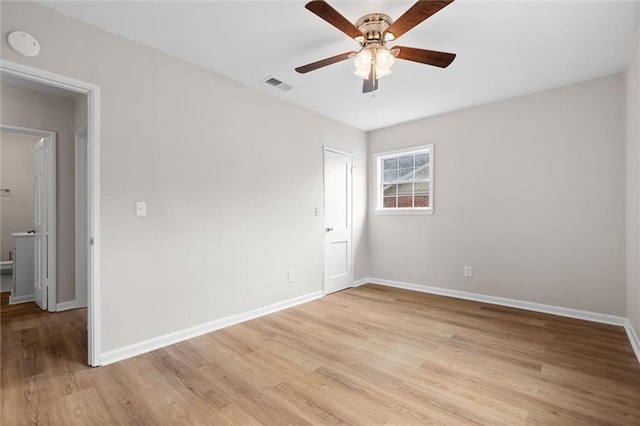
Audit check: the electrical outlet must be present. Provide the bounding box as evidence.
[464,266,473,278]
[288,270,295,283]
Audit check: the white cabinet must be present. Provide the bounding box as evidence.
[10,233,35,305]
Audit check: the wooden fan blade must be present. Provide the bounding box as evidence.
[393,46,456,68]
[362,66,379,93]
[306,1,365,40]
[295,51,356,74]
[385,0,454,40]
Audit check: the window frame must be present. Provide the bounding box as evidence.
[374,144,434,215]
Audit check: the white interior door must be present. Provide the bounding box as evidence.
[324,147,353,294]
[33,138,47,310]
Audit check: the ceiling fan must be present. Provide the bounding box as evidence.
[295,0,457,94]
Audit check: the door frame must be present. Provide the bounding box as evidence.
[323,146,354,295]
[75,125,88,309]
[0,125,56,310]
[1,59,102,366]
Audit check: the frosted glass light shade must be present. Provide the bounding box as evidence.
[374,68,391,78]
[354,67,371,79]
[354,49,373,79]
[376,47,395,70]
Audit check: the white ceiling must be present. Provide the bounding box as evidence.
[40,1,639,131]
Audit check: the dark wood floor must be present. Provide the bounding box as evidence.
[0,292,46,319]
[2,284,640,425]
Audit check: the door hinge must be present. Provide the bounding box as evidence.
[90,237,94,246]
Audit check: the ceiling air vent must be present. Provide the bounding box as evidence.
[263,76,293,92]
[265,77,282,86]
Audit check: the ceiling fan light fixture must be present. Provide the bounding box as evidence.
[354,68,371,79]
[298,0,457,92]
[353,48,373,78]
[374,67,392,78]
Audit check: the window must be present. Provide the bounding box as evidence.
[375,144,433,214]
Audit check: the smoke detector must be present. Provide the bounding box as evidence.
[7,31,40,57]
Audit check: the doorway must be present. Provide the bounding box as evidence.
[323,147,354,294]
[1,60,101,366]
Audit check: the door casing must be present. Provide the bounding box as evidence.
[75,125,88,309]
[1,60,102,366]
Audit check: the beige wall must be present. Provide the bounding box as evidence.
[0,132,39,261]
[627,28,640,334]
[0,1,369,353]
[0,84,76,303]
[368,74,626,316]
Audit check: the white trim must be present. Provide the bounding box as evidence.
[9,294,34,304]
[374,145,431,158]
[355,277,627,326]
[1,125,56,312]
[74,125,88,309]
[374,208,432,216]
[56,300,77,312]
[0,261,12,271]
[100,290,324,366]
[323,145,353,157]
[352,277,370,287]
[624,320,640,364]
[373,144,434,215]
[87,84,101,367]
[1,59,101,367]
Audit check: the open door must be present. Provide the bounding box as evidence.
[33,138,47,310]
[34,134,56,311]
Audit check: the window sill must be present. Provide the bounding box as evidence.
[374,208,433,216]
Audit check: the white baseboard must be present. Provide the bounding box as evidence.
[352,277,370,287]
[100,290,324,366]
[9,294,33,305]
[624,320,640,364]
[56,301,76,311]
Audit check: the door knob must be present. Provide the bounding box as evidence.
[326,227,334,232]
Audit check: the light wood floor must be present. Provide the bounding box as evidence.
[2,284,640,425]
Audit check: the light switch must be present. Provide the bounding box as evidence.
[136,201,147,217]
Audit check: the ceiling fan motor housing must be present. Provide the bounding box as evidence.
[355,13,393,45]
